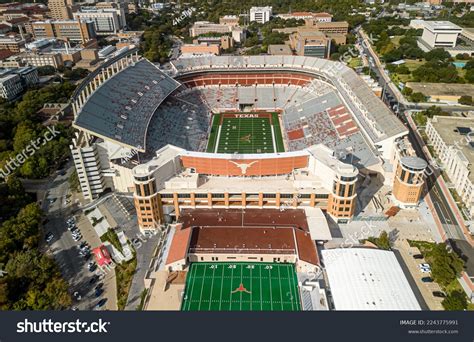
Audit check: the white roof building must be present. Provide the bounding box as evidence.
[321,248,421,310]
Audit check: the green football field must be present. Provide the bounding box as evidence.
[181,262,301,311]
[206,113,285,154]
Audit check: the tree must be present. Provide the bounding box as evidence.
[465,69,474,84]
[68,170,80,192]
[458,96,473,106]
[376,231,391,250]
[442,290,468,311]
[423,106,449,118]
[410,92,427,103]
[397,65,410,74]
[402,87,413,96]
[424,48,451,62]
[425,243,464,287]
[37,66,56,76]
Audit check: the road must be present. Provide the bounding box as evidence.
[355,28,469,242]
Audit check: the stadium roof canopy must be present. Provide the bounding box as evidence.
[321,248,421,310]
[74,59,181,151]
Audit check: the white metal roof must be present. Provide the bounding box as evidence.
[321,248,421,310]
[304,207,332,241]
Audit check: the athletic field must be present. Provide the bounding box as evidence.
[206,113,285,154]
[181,262,301,311]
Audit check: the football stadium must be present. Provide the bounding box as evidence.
[70,48,428,310]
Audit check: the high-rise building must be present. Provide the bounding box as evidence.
[73,8,125,35]
[48,0,74,20]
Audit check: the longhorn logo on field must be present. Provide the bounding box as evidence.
[231,283,251,294]
[229,160,259,175]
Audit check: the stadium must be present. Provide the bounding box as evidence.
[70,48,428,310]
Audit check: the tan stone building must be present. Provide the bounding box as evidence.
[181,43,220,56]
[219,15,239,27]
[289,28,331,58]
[31,19,96,43]
[47,0,74,20]
[391,137,427,207]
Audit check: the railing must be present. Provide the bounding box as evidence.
[189,247,296,254]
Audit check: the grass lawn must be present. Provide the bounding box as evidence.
[182,262,301,311]
[116,256,137,310]
[100,229,123,253]
[348,57,362,68]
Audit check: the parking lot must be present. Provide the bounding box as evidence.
[394,239,444,310]
[41,168,117,310]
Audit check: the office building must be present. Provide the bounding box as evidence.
[31,20,96,43]
[426,116,474,216]
[48,0,74,20]
[73,8,124,35]
[418,20,462,50]
[250,6,272,24]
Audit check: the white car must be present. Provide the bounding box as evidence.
[419,263,431,269]
[420,267,431,273]
[72,234,82,242]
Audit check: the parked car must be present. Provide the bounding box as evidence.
[45,232,54,243]
[419,263,431,269]
[95,283,103,291]
[79,242,89,250]
[420,267,431,274]
[89,275,99,285]
[95,298,107,309]
[432,291,446,298]
[88,262,97,272]
[421,277,433,283]
[72,234,82,242]
[73,291,82,301]
[94,288,103,297]
[413,254,423,259]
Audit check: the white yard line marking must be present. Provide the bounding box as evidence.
[214,117,223,153]
[250,265,253,311]
[286,266,294,311]
[260,265,263,311]
[186,264,197,311]
[208,264,216,310]
[197,264,207,310]
[219,264,224,311]
[240,265,243,311]
[229,265,234,310]
[278,265,284,310]
[268,266,273,311]
[270,124,277,152]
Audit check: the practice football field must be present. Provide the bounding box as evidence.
[181,262,301,311]
[206,113,285,154]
